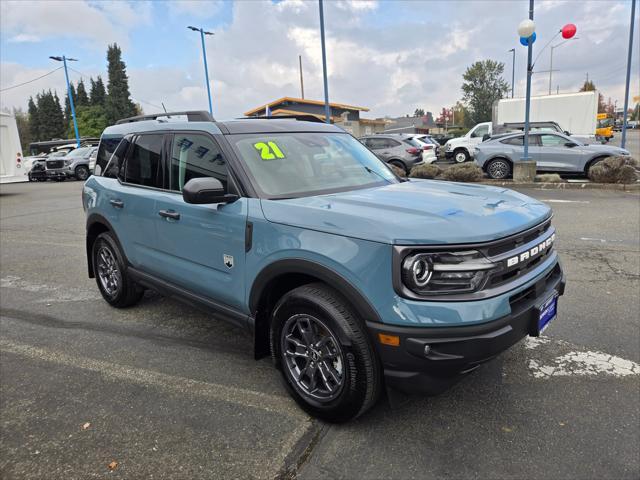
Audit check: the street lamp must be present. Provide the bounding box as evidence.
[318,0,331,124]
[187,26,214,115]
[49,55,80,147]
[517,2,535,166]
[548,37,579,95]
[508,48,515,98]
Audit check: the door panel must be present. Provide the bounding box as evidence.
[538,134,579,171]
[152,132,248,311]
[107,134,165,269]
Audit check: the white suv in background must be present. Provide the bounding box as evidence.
[408,135,438,164]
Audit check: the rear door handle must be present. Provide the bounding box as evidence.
[109,199,124,208]
[158,209,180,220]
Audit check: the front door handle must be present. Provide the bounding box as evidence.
[158,209,180,220]
[109,199,124,208]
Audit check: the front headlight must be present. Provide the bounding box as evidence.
[64,159,73,166]
[401,250,497,295]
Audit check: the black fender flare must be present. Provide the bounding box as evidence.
[249,258,382,324]
[86,213,126,278]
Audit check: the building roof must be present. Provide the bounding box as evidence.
[244,97,370,116]
[268,108,340,122]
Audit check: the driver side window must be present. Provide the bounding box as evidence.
[169,134,228,192]
[540,134,568,147]
[472,125,489,138]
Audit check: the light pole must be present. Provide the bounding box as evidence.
[518,3,536,164]
[621,0,636,149]
[508,48,515,98]
[318,0,331,124]
[49,55,80,147]
[188,26,214,115]
[548,37,578,95]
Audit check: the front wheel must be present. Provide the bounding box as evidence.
[270,284,382,423]
[75,165,90,181]
[92,232,144,308]
[486,158,511,179]
[453,149,469,163]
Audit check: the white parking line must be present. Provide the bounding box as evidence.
[544,199,590,204]
[0,338,307,419]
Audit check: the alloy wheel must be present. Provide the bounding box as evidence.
[488,160,509,179]
[96,246,121,296]
[281,314,345,402]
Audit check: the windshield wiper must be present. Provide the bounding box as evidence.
[363,165,400,183]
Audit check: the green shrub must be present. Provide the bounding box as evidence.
[410,164,442,179]
[389,163,407,178]
[588,156,638,184]
[439,163,484,182]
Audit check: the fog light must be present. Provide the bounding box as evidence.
[424,345,431,356]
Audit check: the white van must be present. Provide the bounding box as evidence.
[0,112,27,184]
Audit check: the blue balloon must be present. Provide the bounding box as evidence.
[520,31,536,46]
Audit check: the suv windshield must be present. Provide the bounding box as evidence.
[230,132,398,198]
[67,147,91,158]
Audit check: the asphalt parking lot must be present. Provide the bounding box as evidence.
[1,180,638,479]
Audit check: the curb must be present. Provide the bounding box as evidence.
[480,180,640,191]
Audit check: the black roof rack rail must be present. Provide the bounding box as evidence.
[239,115,325,124]
[115,110,215,125]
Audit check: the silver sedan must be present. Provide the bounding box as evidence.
[474,132,631,179]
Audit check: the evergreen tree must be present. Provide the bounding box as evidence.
[76,79,89,106]
[52,93,66,138]
[28,96,41,142]
[105,43,136,124]
[64,83,76,126]
[90,76,106,106]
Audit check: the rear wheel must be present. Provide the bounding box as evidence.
[75,165,90,181]
[454,149,469,163]
[389,160,407,175]
[486,158,511,179]
[270,283,382,423]
[92,232,144,308]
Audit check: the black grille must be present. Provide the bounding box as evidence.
[509,264,561,313]
[486,219,551,257]
[46,160,64,169]
[487,244,554,288]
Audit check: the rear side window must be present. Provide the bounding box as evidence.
[384,138,401,148]
[120,134,164,188]
[96,135,123,176]
[169,133,228,192]
[102,138,130,179]
[501,136,524,146]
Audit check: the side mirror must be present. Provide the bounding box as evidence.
[564,142,577,148]
[482,134,491,142]
[564,131,571,135]
[182,177,238,204]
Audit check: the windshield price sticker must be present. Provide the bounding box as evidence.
[254,141,285,160]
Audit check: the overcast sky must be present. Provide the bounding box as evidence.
[1,0,638,120]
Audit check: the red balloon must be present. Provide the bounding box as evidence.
[562,23,577,39]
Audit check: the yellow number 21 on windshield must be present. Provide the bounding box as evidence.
[254,141,285,160]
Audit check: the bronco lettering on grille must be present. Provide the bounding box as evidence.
[506,233,555,268]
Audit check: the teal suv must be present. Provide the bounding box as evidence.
[83,111,565,422]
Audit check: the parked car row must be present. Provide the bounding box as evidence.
[23,145,98,182]
[358,133,442,173]
[474,131,631,179]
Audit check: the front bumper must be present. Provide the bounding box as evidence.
[367,261,565,395]
[46,168,71,179]
[444,151,454,159]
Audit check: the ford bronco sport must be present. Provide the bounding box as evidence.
[83,111,565,422]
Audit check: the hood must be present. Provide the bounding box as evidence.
[581,144,629,155]
[260,179,551,245]
[445,137,467,148]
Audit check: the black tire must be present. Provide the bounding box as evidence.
[92,232,144,308]
[270,283,382,423]
[28,173,33,182]
[453,148,469,163]
[585,157,607,178]
[75,165,90,181]
[486,158,512,179]
[389,160,408,175]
